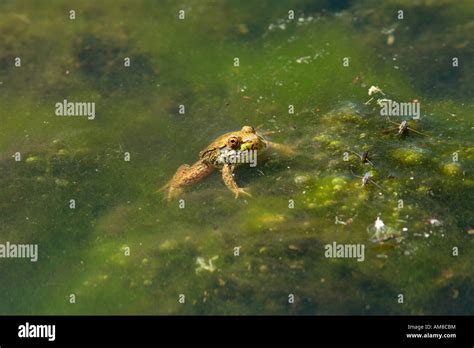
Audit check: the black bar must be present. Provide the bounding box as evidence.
[0,316,473,345]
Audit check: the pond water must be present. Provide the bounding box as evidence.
[0,0,473,314]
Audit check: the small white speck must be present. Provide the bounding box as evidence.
[296,56,311,64]
[429,218,442,226]
[375,217,385,231]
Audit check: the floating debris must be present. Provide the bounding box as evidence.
[375,217,385,233]
[296,56,311,64]
[429,219,443,227]
[368,217,403,243]
[362,172,371,186]
[386,119,428,137]
[195,256,219,274]
[353,171,385,192]
[335,216,346,225]
[368,85,385,96]
[387,34,395,46]
[350,150,374,166]
[268,21,287,31]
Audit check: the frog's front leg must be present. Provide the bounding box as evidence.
[221,164,252,199]
[165,161,214,201]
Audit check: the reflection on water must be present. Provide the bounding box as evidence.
[0,0,473,315]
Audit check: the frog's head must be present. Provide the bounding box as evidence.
[238,125,267,152]
[199,125,267,163]
[240,126,255,133]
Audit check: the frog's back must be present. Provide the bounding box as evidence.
[199,131,238,159]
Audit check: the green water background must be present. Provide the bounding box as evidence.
[0,0,473,314]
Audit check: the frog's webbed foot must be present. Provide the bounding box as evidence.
[166,186,183,202]
[221,164,252,199]
[159,164,190,201]
[266,140,296,156]
[157,181,182,202]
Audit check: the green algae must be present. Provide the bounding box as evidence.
[0,0,473,316]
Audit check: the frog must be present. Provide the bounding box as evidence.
[161,125,293,201]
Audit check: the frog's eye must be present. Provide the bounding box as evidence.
[227,136,241,148]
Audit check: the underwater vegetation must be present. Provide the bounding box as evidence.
[0,0,473,315]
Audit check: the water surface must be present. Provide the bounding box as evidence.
[0,0,473,315]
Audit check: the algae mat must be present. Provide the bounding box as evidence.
[0,0,473,314]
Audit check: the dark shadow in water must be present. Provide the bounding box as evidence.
[353,2,474,100]
[74,34,157,93]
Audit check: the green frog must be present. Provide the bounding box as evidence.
[161,126,292,201]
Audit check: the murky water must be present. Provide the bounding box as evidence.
[0,0,473,315]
